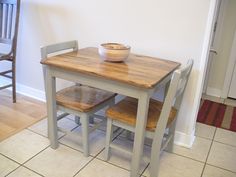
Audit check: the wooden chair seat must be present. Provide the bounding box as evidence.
[106,97,177,131]
[56,85,116,112]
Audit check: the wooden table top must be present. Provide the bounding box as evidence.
[41,47,180,89]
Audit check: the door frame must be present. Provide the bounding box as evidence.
[203,0,225,94]
[221,28,236,98]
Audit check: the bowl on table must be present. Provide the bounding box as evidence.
[98,43,131,62]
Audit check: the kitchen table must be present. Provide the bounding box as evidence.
[41,47,180,177]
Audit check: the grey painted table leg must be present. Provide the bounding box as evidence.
[130,93,150,177]
[45,68,58,149]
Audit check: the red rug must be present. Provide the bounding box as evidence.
[197,99,236,132]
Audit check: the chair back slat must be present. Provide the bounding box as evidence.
[7,4,14,39]
[175,60,193,100]
[40,40,78,59]
[0,3,3,36]
[0,0,19,53]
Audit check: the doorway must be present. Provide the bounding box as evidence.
[203,0,236,100]
[197,0,236,132]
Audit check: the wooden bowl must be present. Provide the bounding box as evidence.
[98,43,130,62]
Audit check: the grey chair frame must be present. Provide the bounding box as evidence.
[104,59,193,177]
[41,40,115,157]
[0,0,20,103]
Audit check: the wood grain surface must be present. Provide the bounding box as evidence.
[41,47,180,89]
[106,97,177,131]
[56,85,116,112]
[0,90,46,141]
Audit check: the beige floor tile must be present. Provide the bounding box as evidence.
[195,123,216,140]
[202,165,236,177]
[75,158,130,177]
[143,152,204,177]
[0,155,19,177]
[207,142,236,172]
[25,144,92,177]
[97,136,150,174]
[214,128,236,147]
[0,129,49,164]
[172,136,212,162]
[6,167,42,177]
[59,127,106,156]
[28,117,78,138]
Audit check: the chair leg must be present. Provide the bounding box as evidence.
[80,114,89,157]
[104,118,113,161]
[89,116,94,124]
[125,130,132,140]
[165,119,177,153]
[12,60,16,103]
[150,134,162,177]
[74,116,80,125]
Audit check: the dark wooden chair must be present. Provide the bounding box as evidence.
[0,0,21,103]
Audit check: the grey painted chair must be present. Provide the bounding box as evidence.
[0,0,21,103]
[41,40,116,157]
[104,59,193,177]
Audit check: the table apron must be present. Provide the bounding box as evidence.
[49,66,157,99]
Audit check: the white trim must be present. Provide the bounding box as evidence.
[0,77,46,102]
[206,86,221,97]
[211,0,228,52]
[15,83,46,102]
[188,0,218,138]
[203,0,226,94]
[174,129,195,148]
[221,27,236,98]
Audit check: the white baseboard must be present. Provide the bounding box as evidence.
[206,87,221,98]
[174,129,195,148]
[0,78,46,102]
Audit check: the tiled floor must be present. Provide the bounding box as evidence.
[1,116,236,177]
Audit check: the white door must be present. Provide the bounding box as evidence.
[228,64,236,98]
[203,0,222,93]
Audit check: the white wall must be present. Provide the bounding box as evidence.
[207,0,236,97]
[0,0,214,147]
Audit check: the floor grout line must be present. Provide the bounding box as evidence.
[140,163,149,177]
[20,145,50,166]
[1,145,49,177]
[2,110,236,177]
[200,125,217,177]
[205,164,236,174]
[72,129,128,176]
[72,156,96,177]
[213,139,236,148]
[0,153,22,165]
[21,165,45,177]
[196,124,236,147]
[4,165,26,177]
[167,151,206,164]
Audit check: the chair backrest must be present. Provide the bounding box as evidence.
[164,59,193,112]
[0,0,20,55]
[40,40,78,59]
[172,59,193,109]
[41,40,79,89]
[152,59,193,145]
